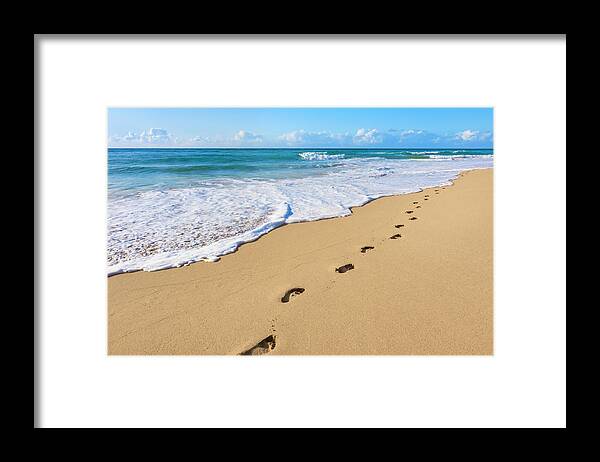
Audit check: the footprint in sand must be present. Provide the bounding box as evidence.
[405,210,414,214]
[413,201,419,204]
[335,264,354,273]
[360,246,374,253]
[416,206,421,208]
[424,198,429,201]
[281,287,305,303]
[395,224,404,228]
[241,335,277,356]
[390,234,402,239]
[409,217,418,220]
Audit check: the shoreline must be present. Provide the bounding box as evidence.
[108,167,491,277]
[108,168,493,355]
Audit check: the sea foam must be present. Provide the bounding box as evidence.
[298,152,346,160]
[108,154,492,275]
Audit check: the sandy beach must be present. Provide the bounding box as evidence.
[108,168,493,355]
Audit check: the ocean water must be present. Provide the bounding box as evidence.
[108,148,493,274]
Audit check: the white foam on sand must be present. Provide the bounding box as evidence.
[107,156,493,275]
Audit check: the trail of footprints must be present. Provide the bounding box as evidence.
[241,188,444,355]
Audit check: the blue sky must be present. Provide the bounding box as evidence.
[108,108,493,148]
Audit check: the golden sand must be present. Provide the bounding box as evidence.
[108,168,493,355]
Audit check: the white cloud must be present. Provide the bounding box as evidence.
[454,129,493,143]
[109,126,492,148]
[122,131,138,141]
[279,130,305,143]
[399,129,424,137]
[190,135,210,144]
[109,128,176,146]
[277,127,492,148]
[278,130,351,146]
[456,129,478,141]
[386,128,436,145]
[140,128,174,144]
[353,128,382,144]
[233,130,263,143]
